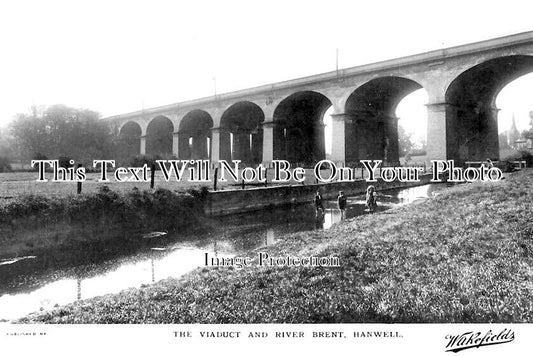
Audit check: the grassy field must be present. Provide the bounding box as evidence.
[19,169,533,323]
[0,171,220,202]
[0,166,375,204]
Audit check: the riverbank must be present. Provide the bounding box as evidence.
[0,186,204,260]
[20,169,533,323]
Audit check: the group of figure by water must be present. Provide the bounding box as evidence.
[313,185,378,226]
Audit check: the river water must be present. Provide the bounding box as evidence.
[0,183,449,321]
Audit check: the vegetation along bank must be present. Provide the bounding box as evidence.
[0,186,204,260]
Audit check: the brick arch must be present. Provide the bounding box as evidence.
[219,101,265,164]
[146,115,174,156]
[177,110,214,160]
[342,76,425,164]
[273,91,332,165]
[444,55,533,161]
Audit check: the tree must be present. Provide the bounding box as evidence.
[0,127,16,159]
[398,125,415,156]
[10,104,115,163]
[521,129,533,139]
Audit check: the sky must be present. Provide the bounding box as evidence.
[1,0,533,141]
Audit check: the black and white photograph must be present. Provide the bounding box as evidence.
[1,0,533,354]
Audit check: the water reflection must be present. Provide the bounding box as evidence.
[323,209,341,229]
[0,183,450,321]
[0,245,216,320]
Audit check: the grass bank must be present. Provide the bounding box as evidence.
[0,167,367,202]
[0,186,204,260]
[20,170,533,323]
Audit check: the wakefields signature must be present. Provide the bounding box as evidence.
[445,328,514,353]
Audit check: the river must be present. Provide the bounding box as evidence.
[0,183,450,321]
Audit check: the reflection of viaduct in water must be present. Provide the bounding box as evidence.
[108,32,533,165]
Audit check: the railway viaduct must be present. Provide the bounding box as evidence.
[105,31,533,166]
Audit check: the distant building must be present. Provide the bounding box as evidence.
[515,137,528,150]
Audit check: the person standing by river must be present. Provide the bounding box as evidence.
[365,185,377,213]
[314,190,325,217]
[337,191,347,220]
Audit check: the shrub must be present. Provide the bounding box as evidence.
[518,151,533,166]
[58,156,74,168]
[0,187,204,233]
[0,156,11,172]
[498,151,533,172]
[31,153,48,171]
[188,186,210,201]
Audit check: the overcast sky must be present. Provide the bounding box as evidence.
[1,0,532,138]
